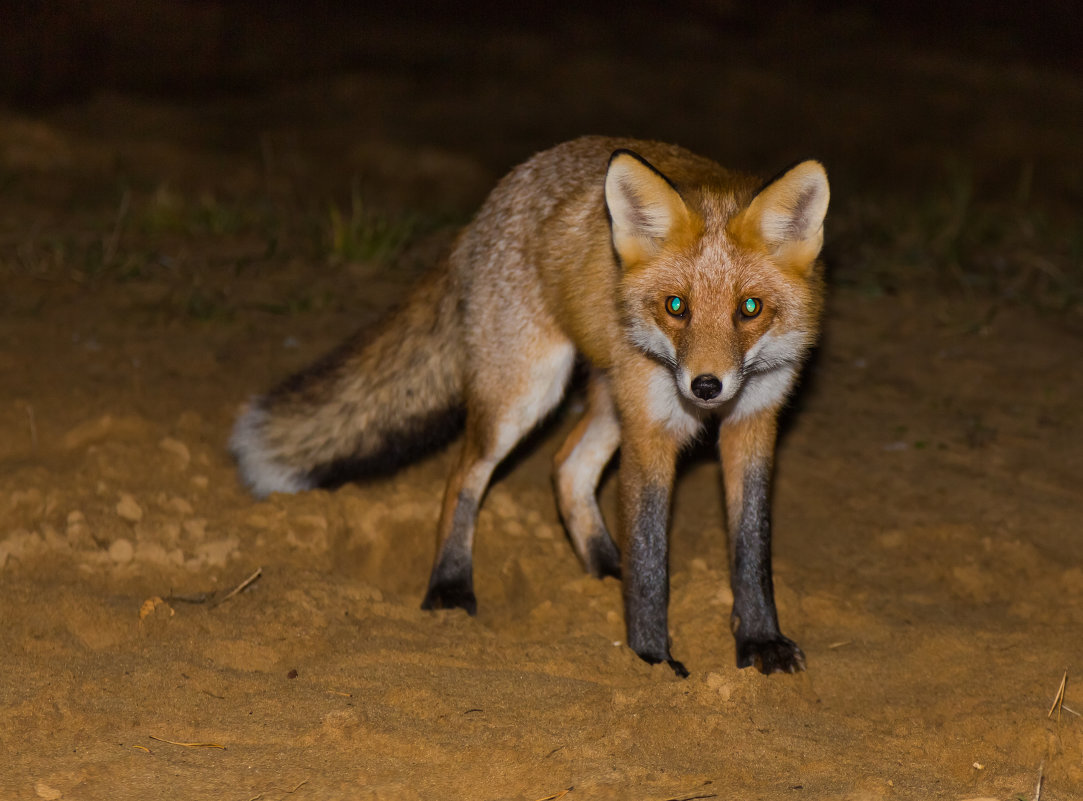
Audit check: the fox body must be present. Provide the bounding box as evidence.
[232,137,829,676]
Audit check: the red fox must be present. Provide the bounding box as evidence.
[231,137,829,677]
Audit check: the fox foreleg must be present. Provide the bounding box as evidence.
[720,410,805,674]
[618,427,688,678]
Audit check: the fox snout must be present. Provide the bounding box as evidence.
[676,365,742,409]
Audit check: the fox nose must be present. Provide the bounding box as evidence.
[690,374,722,401]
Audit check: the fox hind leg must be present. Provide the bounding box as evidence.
[422,339,577,614]
[420,428,494,615]
[553,370,621,578]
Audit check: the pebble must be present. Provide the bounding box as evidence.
[34,782,62,800]
[158,437,191,469]
[195,537,239,567]
[115,494,143,523]
[166,497,194,515]
[109,538,134,564]
[705,671,733,701]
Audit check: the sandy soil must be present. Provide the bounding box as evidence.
[2,9,1082,800]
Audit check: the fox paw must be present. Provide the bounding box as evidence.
[635,650,690,678]
[665,657,690,678]
[421,579,477,616]
[736,635,806,675]
[586,533,621,580]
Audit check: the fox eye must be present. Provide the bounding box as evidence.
[665,295,687,317]
[740,297,762,318]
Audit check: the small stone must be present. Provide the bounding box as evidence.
[35,782,62,800]
[116,494,143,523]
[705,671,733,700]
[166,497,194,515]
[159,437,191,468]
[109,538,134,564]
[195,536,239,567]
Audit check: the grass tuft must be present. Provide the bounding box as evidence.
[326,183,417,265]
[828,160,1082,315]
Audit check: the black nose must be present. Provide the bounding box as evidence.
[690,374,721,400]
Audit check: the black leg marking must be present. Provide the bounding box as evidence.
[421,558,476,614]
[668,658,689,678]
[734,629,805,674]
[640,653,690,678]
[421,492,478,615]
[586,531,621,579]
[624,484,676,668]
[730,467,804,675]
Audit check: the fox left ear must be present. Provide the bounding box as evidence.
[605,150,694,269]
[730,160,830,272]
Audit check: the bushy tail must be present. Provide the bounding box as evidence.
[231,266,465,497]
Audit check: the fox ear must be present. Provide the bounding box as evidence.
[731,160,829,271]
[605,150,693,268]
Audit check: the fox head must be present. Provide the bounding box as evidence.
[605,149,829,412]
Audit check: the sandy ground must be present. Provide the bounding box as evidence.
[2,9,1082,800]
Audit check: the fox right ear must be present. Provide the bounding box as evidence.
[730,160,830,272]
[605,150,693,268]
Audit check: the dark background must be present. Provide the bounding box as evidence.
[4,2,1078,104]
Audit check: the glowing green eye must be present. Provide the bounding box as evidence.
[740,297,762,318]
[665,295,686,317]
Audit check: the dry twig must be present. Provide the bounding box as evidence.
[1048,669,1068,721]
[211,566,263,607]
[149,735,226,749]
[532,787,573,801]
[245,778,309,801]
[166,566,263,607]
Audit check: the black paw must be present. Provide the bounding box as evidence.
[636,651,690,678]
[586,533,621,579]
[421,577,477,616]
[736,635,806,675]
[666,658,690,678]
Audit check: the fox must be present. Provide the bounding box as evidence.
[231,136,829,677]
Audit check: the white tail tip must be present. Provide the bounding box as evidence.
[229,400,315,498]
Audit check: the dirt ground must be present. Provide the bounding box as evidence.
[2,6,1082,800]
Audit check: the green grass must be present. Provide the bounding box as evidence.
[828,160,1082,315]
[136,185,269,238]
[325,184,417,266]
